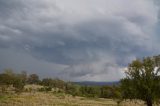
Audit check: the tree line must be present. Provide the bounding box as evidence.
[1,55,160,106]
[0,69,121,99]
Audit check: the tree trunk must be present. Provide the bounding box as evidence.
[146,98,152,106]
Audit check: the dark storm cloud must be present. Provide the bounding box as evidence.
[0,0,159,81]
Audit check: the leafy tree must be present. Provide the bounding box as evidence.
[65,83,81,96]
[13,75,25,93]
[100,86,121,98]
[0,70,26,93]
[41,78,54,87]
[100,86,112,98]
[120,57,160,106]
[78,86,100,97]
[0,74,14,85]
[0,73,14,92]
[53,78,65,89]
[41,78,66,89]
[27,74,40,84]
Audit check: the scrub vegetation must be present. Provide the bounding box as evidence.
[0,55,160,106]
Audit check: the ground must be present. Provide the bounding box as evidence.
[0,92,146,106]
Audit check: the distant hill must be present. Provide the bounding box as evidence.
[73,81,120,86]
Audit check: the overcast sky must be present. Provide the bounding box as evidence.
[0,0,160,81]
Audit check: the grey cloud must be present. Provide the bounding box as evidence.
[0,0,159,81]
[0,48,68,78]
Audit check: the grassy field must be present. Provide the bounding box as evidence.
[0,92,146,106]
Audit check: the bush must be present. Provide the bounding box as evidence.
[38,87,52,92]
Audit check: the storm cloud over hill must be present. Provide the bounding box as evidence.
[0,0,160,81]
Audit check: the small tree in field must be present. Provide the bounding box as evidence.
[27,74,39,84]
[121,57,160,106]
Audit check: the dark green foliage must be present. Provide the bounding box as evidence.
[100,85,121,99]
[13,75,25,93]
[100,86,112,98]
[65,83,79,96]
[0,70,26,93]
[0,73,14,92]
[41,78,54,87]
[79,86,100,97]
[27,74,40,84]
[40,78,65,90]
[53,79,65,89]
[0,74,14,85]
[38,87,52,92]
[120,57,160,106]
[64,82,121,98]
[0,69,122,99]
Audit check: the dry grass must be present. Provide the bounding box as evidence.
[0,92,115,106]
[0,92,151,106]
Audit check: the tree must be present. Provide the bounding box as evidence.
[27,74,39,84]
[0,70,26,93]
[13,75,25,93]
[0,73,14,92]
[41,78,54,87]
[120,57,160,106]
[65,83,80,96]
[53,78,65,89]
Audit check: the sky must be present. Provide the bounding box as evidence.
[0,0,160,81]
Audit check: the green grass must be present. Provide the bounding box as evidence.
[0,94,10,102]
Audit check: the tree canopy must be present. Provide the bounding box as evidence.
[121,57,160,106]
